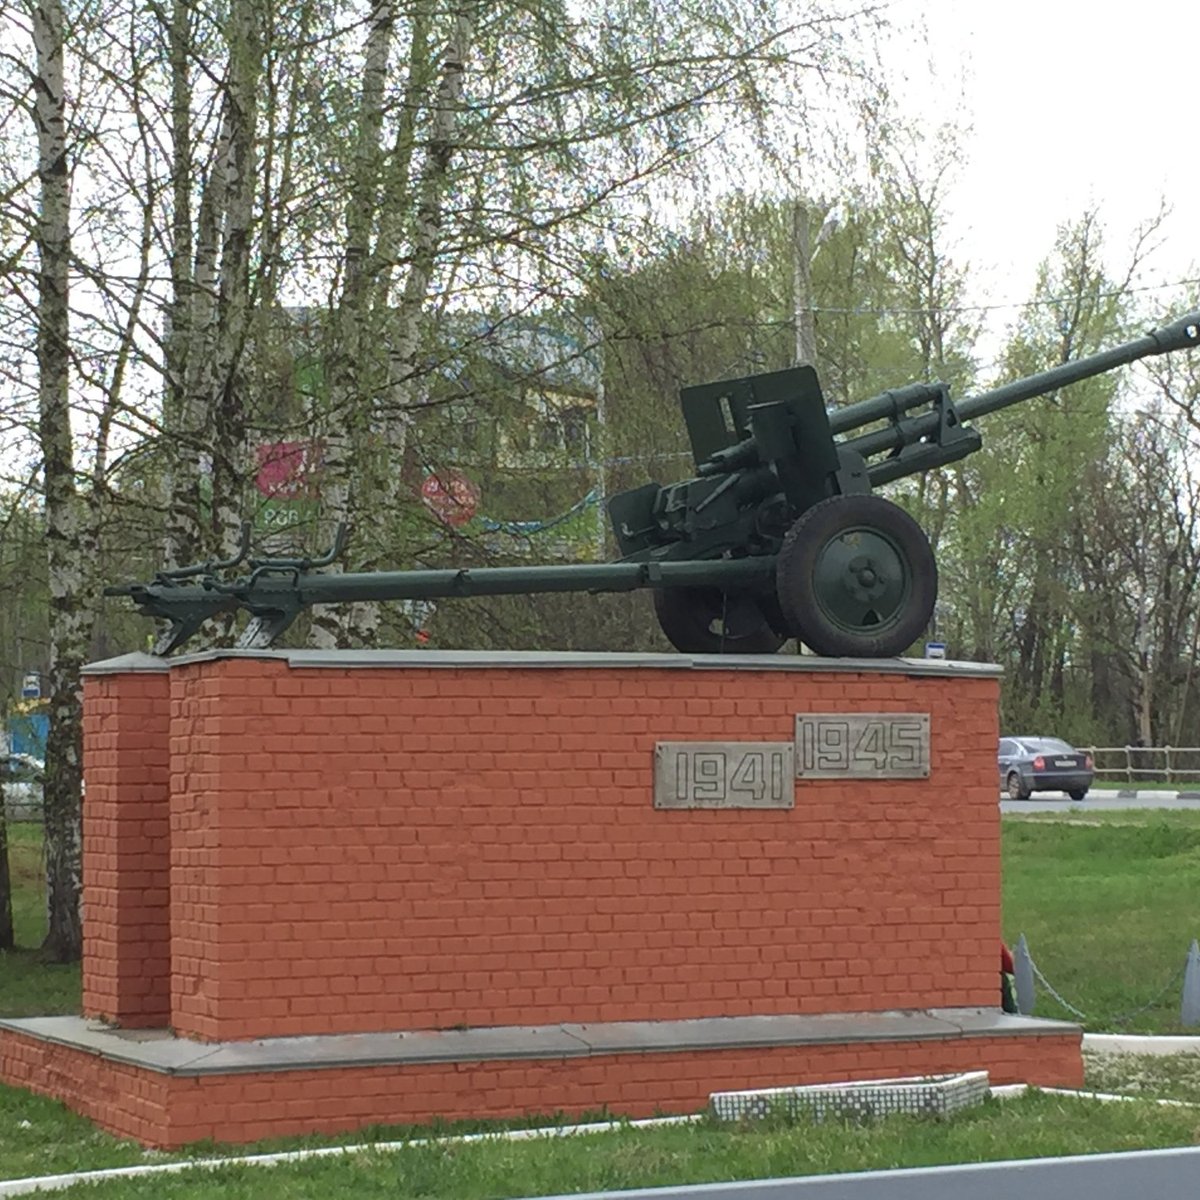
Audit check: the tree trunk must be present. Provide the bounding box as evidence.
[33,0,86,962]
[0,803,13,951]
[382,7,474,458]
[210,0,261,564]
[163,0,200,570]
[162,0,261,641]
[309,0,397,649]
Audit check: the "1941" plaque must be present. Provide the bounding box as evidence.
[794,713,929,778]
[654,742,795,809]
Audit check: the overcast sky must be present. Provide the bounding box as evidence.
[879,0,1198,330]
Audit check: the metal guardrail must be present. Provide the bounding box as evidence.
[1082,745,1200,787]
[2,799,41,822]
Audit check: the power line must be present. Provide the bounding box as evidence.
[807,276,1200,319]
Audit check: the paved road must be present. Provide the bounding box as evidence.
[1000,789,1200,814]
[517,1146,1200,1200]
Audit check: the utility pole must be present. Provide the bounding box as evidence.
[792,198,817,367]
[793,198,841,369]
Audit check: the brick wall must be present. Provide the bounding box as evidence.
[81,668,171,1027]
[83,654,1000,1043]
[1,1029,171,1146]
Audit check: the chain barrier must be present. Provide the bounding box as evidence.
[1107,963,1188,1026]
[1028,957,1089,1020]
[1025,944,1187,1026]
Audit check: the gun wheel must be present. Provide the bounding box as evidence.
[652,587,788,654]
[775,495,937,658]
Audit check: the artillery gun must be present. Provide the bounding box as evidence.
[109,312,1200,657]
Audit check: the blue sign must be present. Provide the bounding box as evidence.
[8,698,48,759]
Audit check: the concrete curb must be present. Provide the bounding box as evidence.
[1100,789,1200,801]
[1002,789,1200,803]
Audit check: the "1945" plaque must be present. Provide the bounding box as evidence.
[654,742,795,809]
[794,713,929,779]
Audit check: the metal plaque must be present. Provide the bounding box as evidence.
[654,742,795,809]
[794,713,930,779]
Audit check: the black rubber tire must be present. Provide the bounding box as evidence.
[652,587,788,654]
[1007,772,1031,801]
[775,494,937,657]
[1068,789,1088,802]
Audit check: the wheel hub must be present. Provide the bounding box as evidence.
[813,529,911,631]
[848,555,882,597]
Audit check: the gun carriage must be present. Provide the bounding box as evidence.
[109,312,1200,657]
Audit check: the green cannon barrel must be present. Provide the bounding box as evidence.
[843,310,1200,466]
[958,310,1200,423]
[279,556,776,601]
[109,556,782,653]
[112,556,777,613]
[827,381,944,437]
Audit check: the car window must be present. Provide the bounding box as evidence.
[1026,738,1074,753]
[1009,738,1075,754]
[999,739,1016,756]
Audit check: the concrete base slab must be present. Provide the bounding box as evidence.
[2,1009,1076,1076]
[1,1009,1083,1149]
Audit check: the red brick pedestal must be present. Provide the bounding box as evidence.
[0,649,1082,1148]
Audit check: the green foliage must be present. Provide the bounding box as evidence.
[929,213,1200,744]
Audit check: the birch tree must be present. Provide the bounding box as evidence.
[30,0,86,961]
[157,0,263,576]
[291,0,884,645]
[1,0,198,957]
[0,0,893,962]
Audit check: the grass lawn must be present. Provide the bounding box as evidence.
[3,811,1200,1193]
[0,823,80,1017]
[1002,810,1200,1032]
[1085,1049,1200,1102]
[1,1091,1200,1197]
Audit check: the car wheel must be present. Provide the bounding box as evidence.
[1068,788,1088,802]
[1006,772,1030,801]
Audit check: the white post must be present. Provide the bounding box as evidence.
[1014,934,1036,1016]
[1182,940,1200,1026]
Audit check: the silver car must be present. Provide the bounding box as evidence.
[999,737,1093,801]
